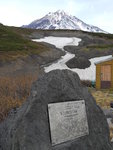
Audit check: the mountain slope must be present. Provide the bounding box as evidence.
[22,10,107,33]
[0,24,51,61]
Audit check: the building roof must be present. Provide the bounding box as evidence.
[95,57,113,65]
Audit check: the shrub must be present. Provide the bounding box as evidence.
[0,74,37,122]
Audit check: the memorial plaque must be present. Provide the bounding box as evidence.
[48,100,89,146]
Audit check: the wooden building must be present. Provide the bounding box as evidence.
[95,57,113,89]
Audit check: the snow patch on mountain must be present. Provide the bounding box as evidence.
[33,36,81,49]
[23,10,107,33]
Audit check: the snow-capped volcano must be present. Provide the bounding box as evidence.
[22,10,106,33]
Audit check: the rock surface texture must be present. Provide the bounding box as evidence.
[66,56,91,69]
[0,70,112,150]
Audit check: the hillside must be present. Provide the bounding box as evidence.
[0,24,113,75]
[0,24,50,61]
[0,24,113,123]
[0,24,64,76]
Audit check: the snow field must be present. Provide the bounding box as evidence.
[33,36,112,81]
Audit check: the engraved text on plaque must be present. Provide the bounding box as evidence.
[48,100,89,146]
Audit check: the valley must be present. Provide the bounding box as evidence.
[1,10,112,79]
[0,25,113,78]
[0,24,113,123]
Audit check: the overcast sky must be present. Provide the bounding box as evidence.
[0,0,113,33]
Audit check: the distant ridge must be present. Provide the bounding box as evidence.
[22,10,107,33]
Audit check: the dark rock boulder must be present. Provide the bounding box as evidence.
[112,142,113,148]
[0,70,112,150]
[66,56,91,69]
[103,108,113,119]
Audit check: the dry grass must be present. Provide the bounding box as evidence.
[90,88,113,109]
[0,74,37,122]
[90,88,113,140]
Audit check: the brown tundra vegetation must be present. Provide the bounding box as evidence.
[0,74,37,122]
